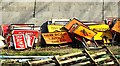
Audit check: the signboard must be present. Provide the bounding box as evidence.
[47,25,63,32]
[93,32,104,40]
[88,24,109,31]
[12,34,27,49]
[12,30,39,38]
[42,32,72,44]
[65,18,88,31]
[112,20,120,33]
[26,35,35,47]
[1,24,9,37]
[73,26,96,40]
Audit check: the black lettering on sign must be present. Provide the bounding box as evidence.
[80,29,88,36]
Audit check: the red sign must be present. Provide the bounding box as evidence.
[1,24,9,37]
[12,30,39,38]
[26,35,35,47]
[12,34,27,49]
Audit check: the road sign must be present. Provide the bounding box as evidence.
[26,35,35,47]
[47,25,63,32]
[12,34,27,49]
[12,30,39,38]
[42,32,72,44]
[73,26,96,40]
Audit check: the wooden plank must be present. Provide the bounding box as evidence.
[91,52,107,57]
[30,58,52,64]
[71,61,90,66]
[95,57,110,62]
[59,56,87,64]
[58,52,83,59]
[103,61,114,65]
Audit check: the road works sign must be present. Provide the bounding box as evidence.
[65,18,88,32]
[42,32,72,44]
[12,34,27,49]
[73,26,96,40]
[47,25,63,32]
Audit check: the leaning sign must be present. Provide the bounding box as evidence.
[12,34,27,50]
[73,26,96,40]
[42,32,72,44]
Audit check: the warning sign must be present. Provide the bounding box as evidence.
[65,18,88,32]
[47,25,63,32]
[73,26,96,40]
[112,20,120,33]
[42,32,72,44]
[12,34,27,49]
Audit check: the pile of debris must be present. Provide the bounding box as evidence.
[0,17,120,50]
[1,24,41,50]
[41,18,117,49]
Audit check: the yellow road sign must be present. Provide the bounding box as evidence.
[47,25,63,32]
[88,24,109,31]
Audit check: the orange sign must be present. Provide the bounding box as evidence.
[64,18,88,32]
[73,26,96,40]
[112,20,120,33]
[42,32,72,44]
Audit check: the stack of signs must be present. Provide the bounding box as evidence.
[42,32,72,44]
[88,24,112,44]
[11,30,39,49]
[4,24,40,50]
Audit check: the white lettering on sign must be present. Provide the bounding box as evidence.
[12,34,27,49]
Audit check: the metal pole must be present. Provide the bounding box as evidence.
[33,0,36,18]
[102,0,104,21]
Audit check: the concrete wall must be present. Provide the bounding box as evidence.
[1,0,119,26]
